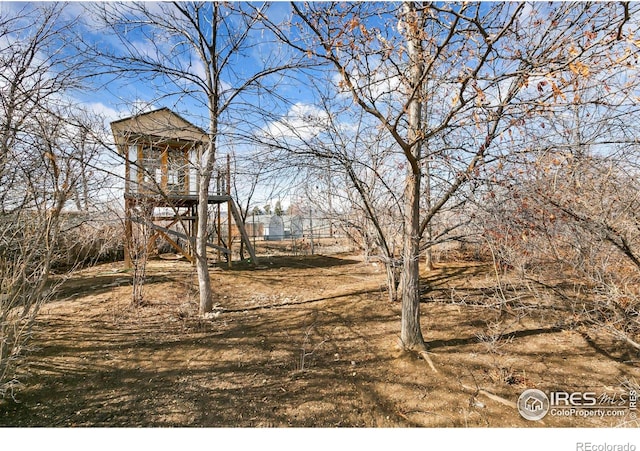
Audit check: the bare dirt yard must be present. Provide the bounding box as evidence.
[1,252,639,427]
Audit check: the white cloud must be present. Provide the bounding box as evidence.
[85,101,121,123]
[263,102,329,141]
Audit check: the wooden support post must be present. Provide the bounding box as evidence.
[147,231,160,255]
[129,216,230,254]
[155,230,195,264]
[217,203,221,263]
[228,199,258,264]
[160,147,168,191]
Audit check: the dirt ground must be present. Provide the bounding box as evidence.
[1,252,639,427]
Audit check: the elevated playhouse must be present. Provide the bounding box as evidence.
[111,108,256,268]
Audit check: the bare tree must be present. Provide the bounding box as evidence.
[477,17,640,348]
[258,94,407,301]
[89,2,304,313]
[0,3,107,396]
[270,1,636,354]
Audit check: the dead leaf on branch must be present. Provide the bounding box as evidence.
[346,17,359,32]
[473,84,486,106]
[569,61,590,77]
[537,80,547,93]
[568,45,580,57]
[550,81,566,102]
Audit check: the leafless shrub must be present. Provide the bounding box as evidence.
[0,4,115,396]
[0,211,68,398]
[296,323,327,372]
[479,150,640,352]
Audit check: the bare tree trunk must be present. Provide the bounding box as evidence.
[400,172,425,349]
[196,143,214,314]
[399,1,426,351]
[196,3,219,315]
[384,259,401,303]
[129,202,152,307]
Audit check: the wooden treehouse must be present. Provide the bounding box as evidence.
[110,108,256,268]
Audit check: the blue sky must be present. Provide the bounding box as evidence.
[3,1,639,210]
[66,2,314,133]
[7,1,325,207]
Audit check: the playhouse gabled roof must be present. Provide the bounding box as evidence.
[111,107,208,152]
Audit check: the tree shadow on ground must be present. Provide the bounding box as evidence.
[215,254,361,271]
[419,263,491,294]
[4,256,639,427]
[49,272,182,303]
[425,324,569,350]
[0,291,406,427]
